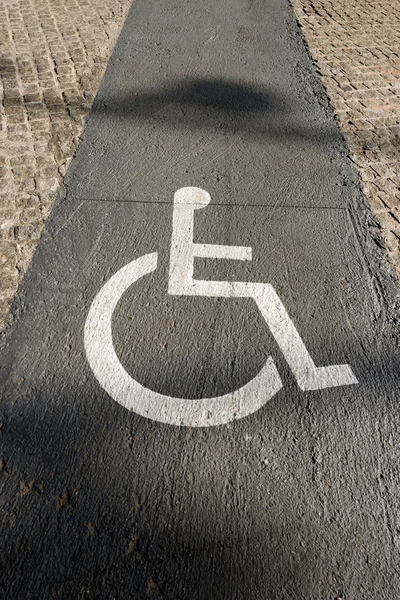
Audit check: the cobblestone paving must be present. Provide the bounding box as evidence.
[1,0,400,328]
[291,0,400,276]
[0,0,132,328]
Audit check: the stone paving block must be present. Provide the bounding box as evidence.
[290,0,400,279]
[0,0,133,328]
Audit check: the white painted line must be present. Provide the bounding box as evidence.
[168,188,358,392]
[84,187,358,427]
[84,253,283,427]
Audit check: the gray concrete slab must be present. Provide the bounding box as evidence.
[0,0,399,597]
[0,201,383,396]
[1,198,399,598]
[65,0,359,209]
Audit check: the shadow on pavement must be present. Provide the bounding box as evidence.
[93,77,337,143]
[0,380,320,599]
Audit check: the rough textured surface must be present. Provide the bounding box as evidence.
[0,0,132,327]
[1,0,400,332]
[291,0,400,274]
[0,0,399,597]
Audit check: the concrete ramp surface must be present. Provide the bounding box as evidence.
[0,0,399,598]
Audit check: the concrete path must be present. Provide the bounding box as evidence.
[1,0,399,597]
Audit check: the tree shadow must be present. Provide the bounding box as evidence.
[0,381,324,600]
[93,77,338,143]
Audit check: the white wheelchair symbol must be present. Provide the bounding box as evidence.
[84,187,357,427]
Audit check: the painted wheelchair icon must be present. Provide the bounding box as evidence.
[84,187,357,427]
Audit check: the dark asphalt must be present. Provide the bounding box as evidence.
[1,0,399,597]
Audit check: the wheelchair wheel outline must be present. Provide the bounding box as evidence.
[84,252,284,427]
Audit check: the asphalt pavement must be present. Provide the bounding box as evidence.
[1,0,399,597]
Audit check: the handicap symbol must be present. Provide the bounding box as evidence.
[84,187,358,427]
